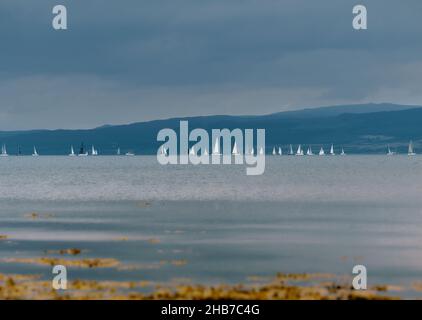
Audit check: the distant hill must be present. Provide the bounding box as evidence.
[0,103,421,155]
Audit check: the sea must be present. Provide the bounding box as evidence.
[1,155,422,297]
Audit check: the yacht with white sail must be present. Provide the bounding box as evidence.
[117,147,121,155]
[259,147,264,155]
[319,147,325,156]
[296,145,304,156]
[78,143,88,156]
[330,144,335,155]
[1,144,8,157]
[69,145,76,156]
[212,139,221,155]
[408,141,416,156]
[306,146,313,156]
[278,147,282,155]
[272,147,276,155]
[190,146,196,155]
[340,148,346,156]
[232,142,240,156]
[288,144,294,155]
[32,146,39,156]
[387,145,395,156]
[91,146,98,156]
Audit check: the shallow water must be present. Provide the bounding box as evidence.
[1,156,422,297]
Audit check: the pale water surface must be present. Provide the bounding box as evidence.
[1,156,422,296]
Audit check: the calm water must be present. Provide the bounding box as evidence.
[1,156,422,296]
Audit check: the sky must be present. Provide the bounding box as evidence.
[1,0,422,130]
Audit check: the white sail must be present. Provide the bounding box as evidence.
[91,145,98,156]
[296,144,303,156]
[213,139,221,155]
[117,147,121,155]
[272,147,276,155]
[259,147,264,155]
[251,147,255,155]
[278,147,282,155]
[330,144,335,155]
[408,141,416,156]
[32,146,39,156]
[306,146,313,156]
[319,147,325,156]
[69,145,75,156]
[232,142,240,155]
[340,148,346,156]
[387,145,395,156]
[289,144,294,155]
[1,144,8,157]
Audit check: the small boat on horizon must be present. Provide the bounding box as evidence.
[408,141,416,156]
[32,146,39,156]
[340,148,346,156]
[78,143,88,157]
[319,147,325,156]
[69,145,76,157]
[1,144,8,157]
[272,147,276,155]
[306,146,314,156]
[330,144,335,155]
[232,142,240,156]
[387,145,395,156]
[212,139,221,156]
[259,147,264,155]
[125,151,135,156]
[296,144,304,156]
[278,147,282,155]
[289,144,294,155]
[91,145,98,156]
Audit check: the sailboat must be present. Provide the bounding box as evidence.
[340,148,346,156]
[125,150,135,156]
[1,144,8,157]
[289,144,294,155]
[232,142,240,155]
[306,146,313,156]
[272,147,276,155]
[91,145,98,156]
[408,141,416,156]
[250,147,255,155]
[159,146,167,156]
[387,145,395,156]
[69,145,76,157]
[319,147,325,156]
[278,147,282,155]
[329,144,335,155]
[296,145,304,156]
[212,139,221,155]
[32,146,39,156]
[78,143,88,156]
[259,147,264,155]
[117,147,121,155]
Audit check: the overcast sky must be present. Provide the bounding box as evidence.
[1,0,422,130]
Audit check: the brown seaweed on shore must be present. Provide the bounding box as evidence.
[4,257,120,269]
[0,272,400,300]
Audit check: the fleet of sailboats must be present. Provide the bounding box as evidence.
[0,142,419,156]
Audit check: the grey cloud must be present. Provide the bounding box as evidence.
[0,0,422,129]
